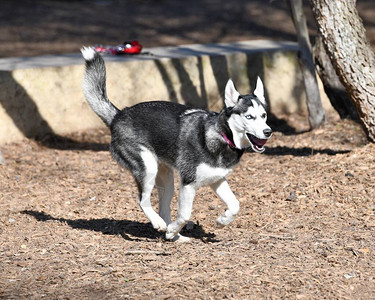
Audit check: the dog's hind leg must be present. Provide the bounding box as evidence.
[156,164,174,226]
[166,183,196,242]
[137,147,167,232]
[210,179,240,227]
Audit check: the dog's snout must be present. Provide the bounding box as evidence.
[263,128,272,138]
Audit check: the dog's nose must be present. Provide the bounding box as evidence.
[263,128,272,138]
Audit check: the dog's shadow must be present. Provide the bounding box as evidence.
[21,210,218,243]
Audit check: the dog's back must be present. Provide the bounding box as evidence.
[110,101,188,167]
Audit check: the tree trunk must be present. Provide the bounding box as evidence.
[289,0,326,129]
[310,0,375,142]
[313,35,358,120]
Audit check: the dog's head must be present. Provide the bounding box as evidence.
[224,78,272,152]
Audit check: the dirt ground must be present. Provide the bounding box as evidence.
[1,114,374,299]
[1,0,375,299]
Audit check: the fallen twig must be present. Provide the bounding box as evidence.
[259,234,296,240]
[124,250,171,256]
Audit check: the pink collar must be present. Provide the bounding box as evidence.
[221,133,237,149]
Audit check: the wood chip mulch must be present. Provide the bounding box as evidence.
[0,113,374,299]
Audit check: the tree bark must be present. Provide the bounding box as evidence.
[313,35,358,120]
[310,0,375,142]
[289,0,326,129]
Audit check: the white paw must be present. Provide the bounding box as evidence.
[151,217,167,232]
[216,219,226,228]
[165,230,176,240]
[165,223,179,240]
[166,233,191,243]
[216,213,235,227]
[173,234,191,243]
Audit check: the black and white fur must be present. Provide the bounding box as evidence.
[81,47,272,242]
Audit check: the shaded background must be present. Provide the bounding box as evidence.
[0,0,374,58]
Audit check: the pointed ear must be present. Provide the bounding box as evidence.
[253,77,266,106]
[225,79,240,108]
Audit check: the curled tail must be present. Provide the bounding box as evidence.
[81,47,120,127]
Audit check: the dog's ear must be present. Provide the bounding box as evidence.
[225,79,240,108]
[253,77,266,106]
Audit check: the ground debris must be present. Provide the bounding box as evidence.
[0,115,374,299]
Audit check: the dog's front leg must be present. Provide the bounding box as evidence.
[166,183,196,242]
[211,179,240,227]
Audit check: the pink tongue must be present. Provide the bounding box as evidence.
[252,136,267,146]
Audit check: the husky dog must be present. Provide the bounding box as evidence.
[81,47,272,242]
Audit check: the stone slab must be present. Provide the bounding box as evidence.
[0,40,332,145]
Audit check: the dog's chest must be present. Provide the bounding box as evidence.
[195,163,233,187]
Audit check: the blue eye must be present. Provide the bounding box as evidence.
[245,115,254,120]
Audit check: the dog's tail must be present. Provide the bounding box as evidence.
[81,47,120,127]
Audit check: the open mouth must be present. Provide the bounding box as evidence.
[246,133,268,153]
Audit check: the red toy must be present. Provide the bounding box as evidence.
[94,41,142,55]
